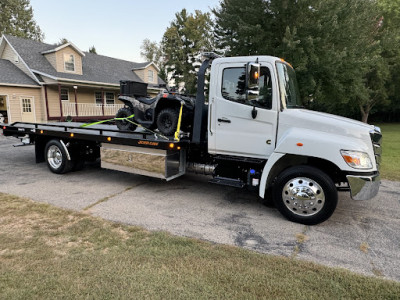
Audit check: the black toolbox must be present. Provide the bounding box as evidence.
[120,81,148,97]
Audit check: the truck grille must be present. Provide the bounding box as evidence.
[370,127,382,170]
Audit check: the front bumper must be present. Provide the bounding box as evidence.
[346,174,380,200]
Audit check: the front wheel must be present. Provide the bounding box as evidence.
[273,166,338,225]
[115,107,137,131]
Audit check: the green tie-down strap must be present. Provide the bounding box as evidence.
[79,114,169,140]
[79,114,135,128]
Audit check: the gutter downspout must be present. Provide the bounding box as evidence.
[58,83,63,120]
[44,85,50,121]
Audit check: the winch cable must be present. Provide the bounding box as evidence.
[80,114,169,141]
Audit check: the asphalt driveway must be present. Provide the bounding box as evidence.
[1,133,399,281]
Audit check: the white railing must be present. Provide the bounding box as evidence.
[62,103,124,117]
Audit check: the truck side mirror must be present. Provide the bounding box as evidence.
[246,62,260,99]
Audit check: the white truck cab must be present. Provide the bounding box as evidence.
[207,56,381,224]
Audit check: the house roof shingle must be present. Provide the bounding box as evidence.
[3,35,165,87]
[0,60,40,86]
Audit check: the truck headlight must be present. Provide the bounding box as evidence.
[341,150,372,169]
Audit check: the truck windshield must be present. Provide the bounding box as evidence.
[276,62,303,109]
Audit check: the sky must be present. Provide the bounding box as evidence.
[29,0,220,63]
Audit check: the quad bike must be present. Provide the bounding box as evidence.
[116,82,195,136]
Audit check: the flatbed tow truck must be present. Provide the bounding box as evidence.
[1,54,382,225]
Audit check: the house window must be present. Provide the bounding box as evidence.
[21,98,32,112]
[105,92,114,105]
[64,54,75,72]
[148,70,154,83]
[60,88,69,101]
[95,92,103,105]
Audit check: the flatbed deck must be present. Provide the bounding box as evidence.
[2,122,189,150]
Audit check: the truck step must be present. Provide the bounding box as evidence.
[209,177,245,188]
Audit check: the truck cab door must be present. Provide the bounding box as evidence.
[208,62,278,159]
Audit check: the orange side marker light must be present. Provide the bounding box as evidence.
[297,143,303,147]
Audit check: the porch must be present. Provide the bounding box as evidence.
[61,102,124,118]
[44,83,124,122]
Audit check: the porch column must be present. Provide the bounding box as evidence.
[58,84,63,118]
[73,86,79,117]
[44,85,50,120]
[101,88,105,116]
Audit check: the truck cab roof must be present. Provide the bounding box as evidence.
[211,55,282,65]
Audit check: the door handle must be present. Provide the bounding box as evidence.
[217,118,231,123]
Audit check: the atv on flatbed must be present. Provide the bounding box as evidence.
[116,81,194,136]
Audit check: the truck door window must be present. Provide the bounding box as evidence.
[221,67,272,109]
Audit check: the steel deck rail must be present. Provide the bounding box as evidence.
[2,122,189,150]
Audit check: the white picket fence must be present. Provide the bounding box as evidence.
[62,103,124,117]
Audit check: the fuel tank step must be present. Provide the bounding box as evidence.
[209,177,245,188]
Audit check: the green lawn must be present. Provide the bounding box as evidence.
[377,123,400,181]
[1,193,399,299]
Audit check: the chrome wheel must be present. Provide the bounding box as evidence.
[282,177,325,217]
[47,145,63,170]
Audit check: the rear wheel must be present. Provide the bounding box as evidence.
[45,139,74,174]
[115,107,137,131]
[273,166,338,225]
[156,108,179,136]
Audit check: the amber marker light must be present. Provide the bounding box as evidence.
[169,143,174,149]
[177,146,181,150]
[70,133,74,138]
[40,130,44,134]
[280,58,293,68]
[343,155,360,165]
[297,143,303,147]
[107,137,112,142]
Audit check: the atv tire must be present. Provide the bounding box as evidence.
[115,107,137,131]
[156,108,179,136]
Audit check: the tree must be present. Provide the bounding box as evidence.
[57,38,69,45]
[0,0,43,41]
[89,46,97,54]
[375,0,400,121]
[140,39,163,66]
[214,0,392,123]
[140,38,165,80]
[161,9,215,94]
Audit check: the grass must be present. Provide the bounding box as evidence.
[377,123,400,181]
[1,193,399,299]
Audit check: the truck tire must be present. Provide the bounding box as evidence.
[45,139,74,174]
[156,108,179,136]
[273,166,338,225]
[115,107,137,131]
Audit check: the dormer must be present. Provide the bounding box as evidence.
[133,62,160,85]
[41,42,85,75]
